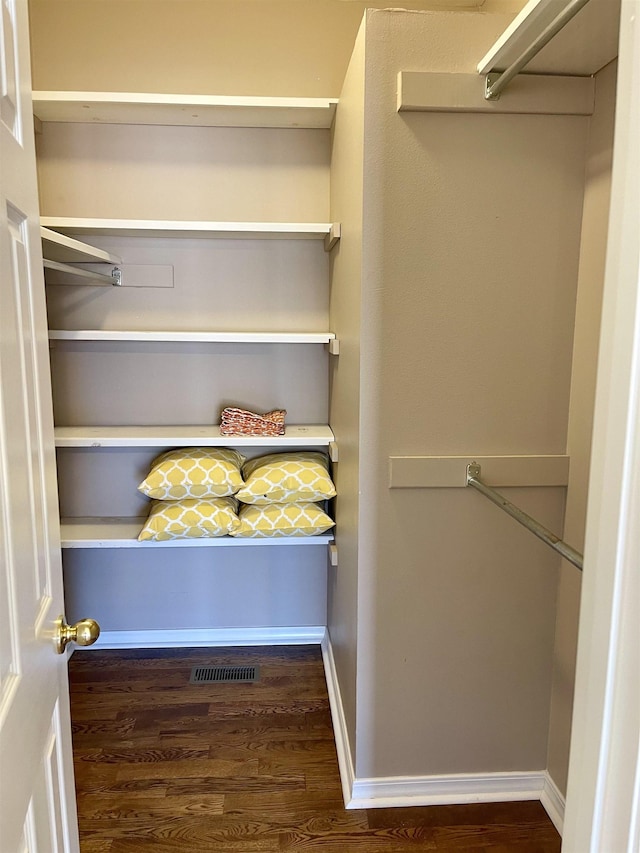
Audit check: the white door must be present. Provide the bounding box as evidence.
[0,0,80,850]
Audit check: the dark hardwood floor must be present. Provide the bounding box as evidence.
[69,646,561,852]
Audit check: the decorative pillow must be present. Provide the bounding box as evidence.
[236,451,336,505]
[231,502,335,538]
[138,447,246,500]
[138,497,241,541]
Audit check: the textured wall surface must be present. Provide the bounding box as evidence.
[352,9,588,778]
[327,20,367,770]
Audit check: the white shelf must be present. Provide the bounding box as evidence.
[32,92,338,129]
[40,217,334,241]
[41,226,121,264]
[48,329,335,344]
[60,517,334,549]
[54,424,334,448]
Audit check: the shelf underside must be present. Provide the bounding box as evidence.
[32,92,338,129]
[40,218,333,240]
[54,424,334,447]
[477,0,620,77]
[48,330,334,343]
[60,518,334,548]
[41,226,121,264]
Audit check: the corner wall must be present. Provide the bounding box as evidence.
[546,59,617,797]
[352,9,588,782]
[327,21,367,770]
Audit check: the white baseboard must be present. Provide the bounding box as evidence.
[91,626,326,649]
[319,634,556,822]
[349,771,548,810]
[540,771,565,835]
[321,632,356,808]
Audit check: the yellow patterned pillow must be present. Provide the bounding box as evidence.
[138,448,246,500]
[236,452,336,505]
[231,502,335,538]
[138,497,241,541]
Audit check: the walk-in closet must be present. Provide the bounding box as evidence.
[1,0,637,846]
[29,0,624,822]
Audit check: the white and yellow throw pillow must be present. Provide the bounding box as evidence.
[231,502,335,538]
[138,497,241,541]
[138,447,245,500]
[236,451,336,505]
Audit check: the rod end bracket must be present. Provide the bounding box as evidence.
[467,461,481,483]
[484,73,501,101]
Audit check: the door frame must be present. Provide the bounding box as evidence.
[562,0,640,848]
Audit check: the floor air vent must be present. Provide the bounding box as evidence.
[189,665,260,684]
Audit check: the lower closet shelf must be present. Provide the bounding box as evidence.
[60,518,335,549]
[54,424,334,447]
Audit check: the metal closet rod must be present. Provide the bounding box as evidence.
[484,0,593,101]
[466,463,583,571]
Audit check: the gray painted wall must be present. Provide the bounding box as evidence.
[327,19,367,773]
[329,9,591,779]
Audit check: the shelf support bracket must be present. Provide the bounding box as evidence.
[111,267,122,286]
[328,543,338,567]
[329,441,339,463]
[327,339,340,356]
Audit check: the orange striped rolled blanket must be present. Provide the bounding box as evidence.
[220,407,286,437]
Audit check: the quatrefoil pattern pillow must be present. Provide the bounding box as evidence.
[138,497,241,541]
[235,451,336,505]
[231,502,335,538]
[138,447,246,500]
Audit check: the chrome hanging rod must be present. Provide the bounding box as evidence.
[484,0,593,101]
[466,463,583,570]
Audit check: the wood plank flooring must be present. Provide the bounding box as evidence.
[69,646,561,852]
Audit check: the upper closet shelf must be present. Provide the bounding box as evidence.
[41,218,335,242]
[476,0,620,77]
[32,91,338,129]
[55,424,335,448]
[41,226,121,264]
[48,330,335,344]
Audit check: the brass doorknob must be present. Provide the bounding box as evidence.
[53,615,100,654]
